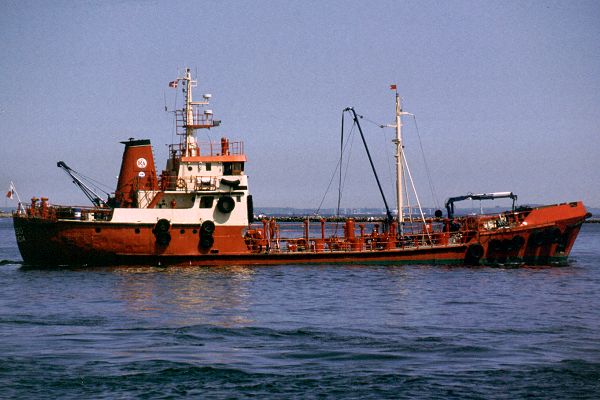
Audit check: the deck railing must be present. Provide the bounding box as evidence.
[168,139,244,159]
[243,219,470,254]
[13,201,112,222]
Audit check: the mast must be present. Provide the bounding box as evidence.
[393,89,404,235]
[172,68,215,157]
[183,68,196,156]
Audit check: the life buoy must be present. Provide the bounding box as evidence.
[176,178,186,189]
[217,196,235,213]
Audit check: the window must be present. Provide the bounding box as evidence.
[206,163,212,171]
[233,162,244,172]
[200,196,214,208]
[223,162,244,175]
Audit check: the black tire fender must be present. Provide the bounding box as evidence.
[199,220,216,249]
[510,235,525,250]
[468,243,484,259]
[154,218,170,233]
[217,196,235,213]
[155,232,171,246]
[201,220,216,235]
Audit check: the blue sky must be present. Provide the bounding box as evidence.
[1,0,599,209]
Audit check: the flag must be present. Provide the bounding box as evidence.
[169,80,178,88]
[390,84,397,90]
[6,182,17,200]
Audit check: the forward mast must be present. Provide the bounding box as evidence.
[174,68,220,157]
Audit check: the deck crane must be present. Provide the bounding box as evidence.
[343,107,394,227]
[57,161,111,208]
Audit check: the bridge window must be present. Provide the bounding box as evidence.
[224,162,244,175]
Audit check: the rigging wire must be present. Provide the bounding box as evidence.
[73,170,112,196]
[402,153,431,241]
[380,122,395,198]
[354,113,395,194]
[314,114,356,216]
[411,115,440,210]
[340,123,357,204]
[337,110,344,217]
[354,113,396,204]
[356,114,384,129]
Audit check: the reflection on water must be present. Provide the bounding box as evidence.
[110,266,257,327]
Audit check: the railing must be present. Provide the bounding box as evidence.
[468,209,531,231]
[13,201,112,222]
[176,109,218,128]
[243,207,539,254]
[168,139,244,159]
[159,174,221,192]
[243,219,472,254]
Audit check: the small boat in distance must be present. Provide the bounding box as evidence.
[12,69,590,267]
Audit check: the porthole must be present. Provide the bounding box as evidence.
[192,229,198,234]
[95,227,101,233]
[180,229,185,234]
[135,228,140,234]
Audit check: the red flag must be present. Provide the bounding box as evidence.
[390,84,397,90]
[6,190,13,199]
[169,80,178,88]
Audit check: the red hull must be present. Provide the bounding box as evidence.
[13,202,588,267]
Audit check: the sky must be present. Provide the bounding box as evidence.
[1,0,599,210]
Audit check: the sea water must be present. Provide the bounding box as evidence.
[0,218,599,399]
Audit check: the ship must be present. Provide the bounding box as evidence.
[12,69,590,267]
